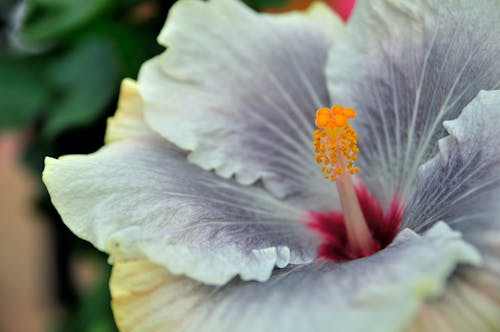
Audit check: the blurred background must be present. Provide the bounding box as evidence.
[0,0,352,331]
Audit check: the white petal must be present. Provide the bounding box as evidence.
[405,91,500,241]
[43,138,317,285]
[270,2,343,38]
[326,0,500,205]
[110,222,480,332]
[403,91,500,329]
[138,0,341,211]
[104,78,157,144]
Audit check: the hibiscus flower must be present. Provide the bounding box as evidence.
[43,0,500,331]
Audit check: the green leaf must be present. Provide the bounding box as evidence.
[245,0,289,10]
[21,0,115,43]
[80,21,162,78]
[43,38,120,139]
[0,57,49,129]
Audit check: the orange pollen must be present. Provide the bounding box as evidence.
[313,106,360,181]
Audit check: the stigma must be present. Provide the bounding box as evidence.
[313,106,360,181]
[309,106,400,261]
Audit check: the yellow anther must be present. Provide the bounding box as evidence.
[313,105,360,182]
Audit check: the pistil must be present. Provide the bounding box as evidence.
[313,106,378,256]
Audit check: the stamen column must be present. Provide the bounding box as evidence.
[313,106,378,256]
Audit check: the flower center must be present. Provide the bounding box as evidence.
[309,106,402,262]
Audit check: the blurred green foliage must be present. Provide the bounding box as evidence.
[0,0,290,331]
[246,0,288,10]
[20,0,115,43]
[42,38,120,139]
[0,0,164,134]
[0,56,49,128]
[52,264,117,332]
